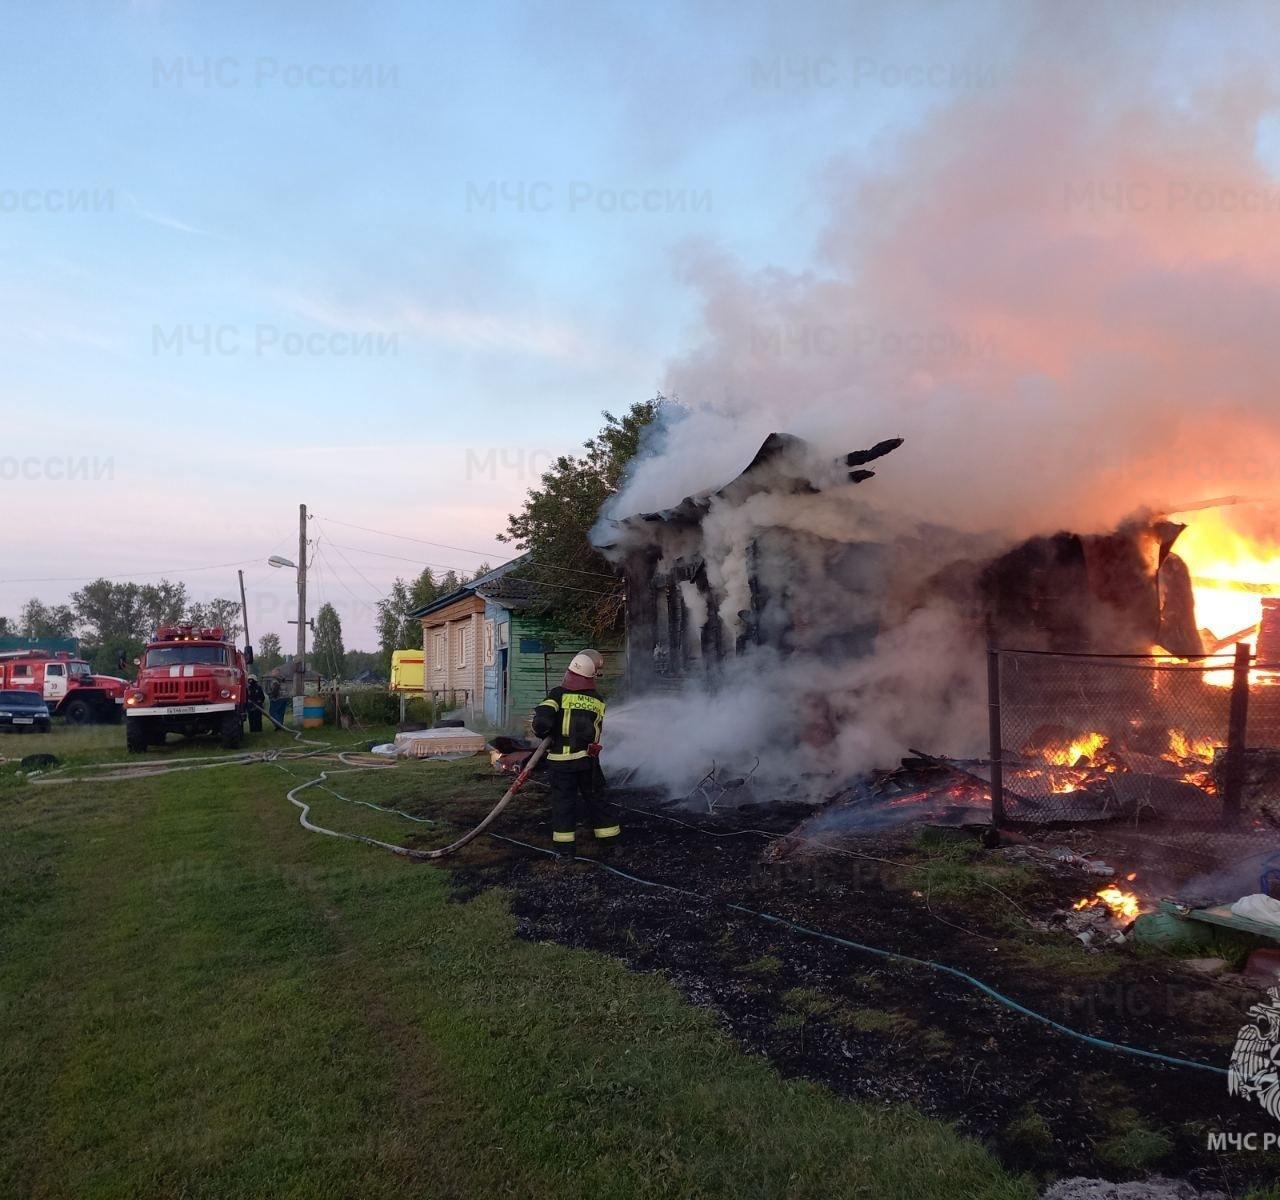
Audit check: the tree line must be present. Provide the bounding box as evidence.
[254,620,382,681]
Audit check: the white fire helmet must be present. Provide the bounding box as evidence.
[569,650,600,678]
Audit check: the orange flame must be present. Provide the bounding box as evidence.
[1073,885,1142,922]
[1177,510,1280,643]
[1039,731,1108,767]
[1165,728,1216,764]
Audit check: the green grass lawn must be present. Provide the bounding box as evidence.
[0,723,1033,1199]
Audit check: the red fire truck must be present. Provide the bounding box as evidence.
[124,624,251,753]
[0,650,127,724]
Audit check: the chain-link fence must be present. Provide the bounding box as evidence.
[989,647,1280,835]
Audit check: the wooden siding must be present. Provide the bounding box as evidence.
[507,611,624,729]
[419,595,486,710]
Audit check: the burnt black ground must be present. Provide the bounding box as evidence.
[406,781,1280,1193]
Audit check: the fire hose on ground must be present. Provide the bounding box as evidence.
[28,710,553,865]
[21,724,1228,1077]
[282,737,552,860]
[276,740,1229,1078]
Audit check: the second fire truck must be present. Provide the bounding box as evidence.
[0,650,127,723]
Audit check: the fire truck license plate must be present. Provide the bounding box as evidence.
[161,706,199,715]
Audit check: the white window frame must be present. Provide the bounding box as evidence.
[497,620,509,648]
[455,623,468,669]
[483,620,496,667]
[432,632,446,671]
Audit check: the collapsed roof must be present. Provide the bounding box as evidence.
[600,433,905,542]
[607,432,1204,690]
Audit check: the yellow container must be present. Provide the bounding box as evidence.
[390,650,424,692]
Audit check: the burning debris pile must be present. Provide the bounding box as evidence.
[1005,719,1221,822]
[1040,861,1146,948]
[995,651,1280,832]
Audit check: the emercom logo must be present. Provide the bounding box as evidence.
[1229,986,1280,1123]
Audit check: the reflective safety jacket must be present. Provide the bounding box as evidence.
[532,686,605,766]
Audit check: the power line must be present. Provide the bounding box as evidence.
[308,551,346,680]
[313,515,505,561]
[510,557,618,583]
[323,540,490,575]
[313,514,616,580]
[0,528,299,588]
[0,556,265,586]
[323,540,620,599]
[323,539,403,606]
[318,533,620,591]
[315,543,369,610]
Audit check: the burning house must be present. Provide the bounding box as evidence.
[599,431,1205,694]
[596,430,1280,919]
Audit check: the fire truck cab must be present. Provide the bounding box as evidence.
[0,650,127,724]
[124,624,251,753]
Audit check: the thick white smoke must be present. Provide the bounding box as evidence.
[610,10,1280,535]
[600,6,1280,797]
[605,600,987,797]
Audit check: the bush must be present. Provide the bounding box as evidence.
[342,690,400,725]
[339,690,458,727]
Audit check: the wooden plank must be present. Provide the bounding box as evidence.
[1159,899,1280,943]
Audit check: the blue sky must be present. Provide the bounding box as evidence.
[0,0,1013,645]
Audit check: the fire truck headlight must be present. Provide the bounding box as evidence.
[220,688,231,698]
[126,690,145,706]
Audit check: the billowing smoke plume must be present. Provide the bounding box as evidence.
[598,6,1280,797]
[615,10,1280,534]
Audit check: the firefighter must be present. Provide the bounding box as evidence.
[531,649,616,858]
[266,668,288,730]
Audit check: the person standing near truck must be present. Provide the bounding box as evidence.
[266,668,288,731]
[246,674,265,732]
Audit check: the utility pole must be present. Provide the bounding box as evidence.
[238,569,251,653]
[294,503,308,706]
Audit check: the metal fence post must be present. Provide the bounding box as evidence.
[987,648,1006,827]
[1223,641,1253,826]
